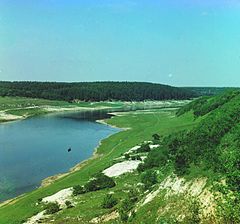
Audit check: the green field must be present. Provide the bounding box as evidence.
[0,96,190,123]
[0,107,197,224]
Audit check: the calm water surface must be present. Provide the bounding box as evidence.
[0,110,119,201]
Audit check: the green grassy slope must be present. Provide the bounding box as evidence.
[136,90,240,223]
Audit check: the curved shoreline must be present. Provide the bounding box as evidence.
[0,115,122,207]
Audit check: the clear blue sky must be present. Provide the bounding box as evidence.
[1,0,240,86]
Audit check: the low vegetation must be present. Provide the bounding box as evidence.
[101,194,118,209]
[45,202,60,214]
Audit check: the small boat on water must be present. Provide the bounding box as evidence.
[67,147,72,152]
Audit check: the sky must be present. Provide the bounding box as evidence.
[1,0,240,87]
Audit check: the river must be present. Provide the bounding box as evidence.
[0,110,120,202]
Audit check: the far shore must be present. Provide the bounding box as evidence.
[0,105,118,124]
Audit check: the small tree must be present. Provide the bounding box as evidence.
[141,170,157,189]
[137,143,151,153]
[101,194,118,209]
[152,133,160,141]
[85,173,116,192]
[73,185,85,196]
[45,202,60,214]
[65,200,73,208]
[125,153,130,160]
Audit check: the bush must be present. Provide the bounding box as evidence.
[73,185,85,196]
[119,208,129,222]
[118,188,139,222]
[124,153,130,160]
[85,173,116,192]
[131,155,142,161]
[65,200,73,208]
[136,143,151,153]
[137,147,169,172]
[141,170,157,189]
[152,133,160,141]
[45,202,60,214]
[185,197,201,224]
[101,194,118,209]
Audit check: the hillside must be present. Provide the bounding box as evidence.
[184,87,239,96]
[0,91,239,223]
[0,81,195,101]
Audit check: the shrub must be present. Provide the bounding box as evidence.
[65,200,73,208]
[45,202,60,214]
[141,170,157,189]
[131,155,142,161]
[119,208,129,222]
[152,133,160,140]
[124,153,130,160]
[85,173,116,192]
[137,147,169,172]
[136,143,151,153]
[73,185,85,196]
[101,194,118,209]
[185,197,201,224]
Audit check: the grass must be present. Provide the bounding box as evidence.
[0,107,198,224]
[0,96,191,121]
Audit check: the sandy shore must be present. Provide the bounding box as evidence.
[0,105,114,123]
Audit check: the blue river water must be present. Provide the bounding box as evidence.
[0,110,120,202]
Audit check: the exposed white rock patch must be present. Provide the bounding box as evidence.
[140,175,207,207]
[42,187,73,208]
[103,160,141,177]
[149,144,160,149]
[124,145,141,155]
[23,211,48,224]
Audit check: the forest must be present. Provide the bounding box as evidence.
[0,81,195,101]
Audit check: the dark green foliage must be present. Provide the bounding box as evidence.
[119,208,129,222]
[186,197,201,224]
[65,200,73,208]
[85,173,116,192]
[136,143,151,153]
[127,188,139,204]
[130,155,142,161]
[73,185,85,196]
[141,170,158,189]
[101,194,118,209]
[152,133,162,144]
[45,202,60,214]
[0,81,195,101]
[124,153,130,160]
[152,133,160,141]
[177,90,240,117]
[137,147,169,171]
[118,188,139,222]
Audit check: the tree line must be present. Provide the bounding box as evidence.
[0,81,195,101]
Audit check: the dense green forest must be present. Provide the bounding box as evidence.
[0,81,195,101]
[139,90,240,222]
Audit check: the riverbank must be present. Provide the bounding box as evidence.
[0,106,198,223]
[0,96,191,123]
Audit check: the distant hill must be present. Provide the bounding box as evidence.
[184,87,239,96]
[0,81,195,101]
